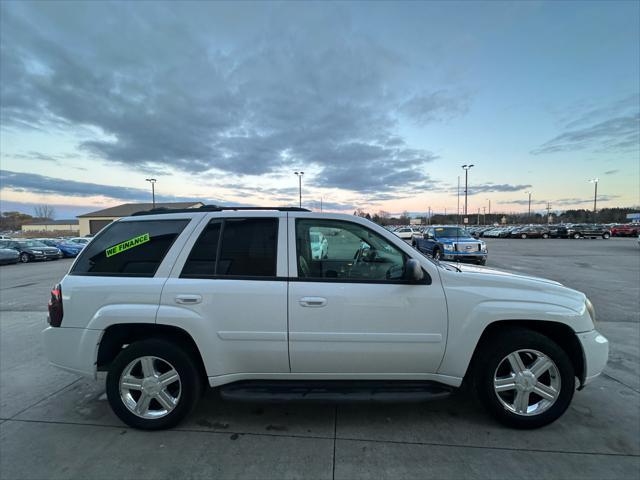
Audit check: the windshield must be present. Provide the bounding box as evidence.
[19,241,47,248]
[433,227,471,238]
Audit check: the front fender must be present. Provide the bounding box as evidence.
[437,297,593,378]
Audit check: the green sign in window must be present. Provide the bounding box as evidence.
[105,233,150,257]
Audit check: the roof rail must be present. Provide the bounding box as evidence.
[131,205,311,216]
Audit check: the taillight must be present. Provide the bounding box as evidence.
[48,283,63,327]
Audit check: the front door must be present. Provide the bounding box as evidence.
[287,217,447,374]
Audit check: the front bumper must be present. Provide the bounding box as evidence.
[442,251,487,262]
[577,329,609,387]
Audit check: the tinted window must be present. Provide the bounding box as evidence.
[296,219,406,282]
[71,219,188,276]
[181,218,278,278]
[181,221,222,277]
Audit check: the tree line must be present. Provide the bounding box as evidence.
[354,207,639,226]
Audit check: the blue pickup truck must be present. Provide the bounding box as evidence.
[412,225,487,265]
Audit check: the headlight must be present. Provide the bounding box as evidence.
[32,250,43,254]
[443,244,454,251]
[586,298,596,325]
[481,242,487,252]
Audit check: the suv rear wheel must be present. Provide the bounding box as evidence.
[106,338,202,430]
[474,328,574,429]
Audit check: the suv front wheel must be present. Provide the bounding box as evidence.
[474,329,575,429]
[106,338,202,430]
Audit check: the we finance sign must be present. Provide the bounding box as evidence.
[105,233,150,257]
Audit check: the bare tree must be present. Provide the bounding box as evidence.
[34,204,55,219]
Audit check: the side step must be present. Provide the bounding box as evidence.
[218,380,454,403]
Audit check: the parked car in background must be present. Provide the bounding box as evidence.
[512,226,551,239]
[413,225,487,265]
[0,239,62,262]
[610,224,639,237]
[69,237,91,245]
[394,226,420,240]
[566,224,611,239]
[37,239,85,258]
[0,248,20,265]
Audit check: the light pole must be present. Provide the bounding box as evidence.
[483,206,486,225]
[462,164,474,217]
[294,171,304,208]
[526,190,532,223]
[145,178,157,208]
[457,176,460,225]
[588,178,599,222]
[486,198,491,223]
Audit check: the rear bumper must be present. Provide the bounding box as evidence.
[577,329,609,387]
[42,326,102,378]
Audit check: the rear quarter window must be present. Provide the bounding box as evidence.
[71,219,189,277]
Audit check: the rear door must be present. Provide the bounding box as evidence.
[159,213,289,377]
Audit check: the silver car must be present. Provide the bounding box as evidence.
[0,248,19,265]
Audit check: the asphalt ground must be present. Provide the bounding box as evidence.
[0,238,638,479]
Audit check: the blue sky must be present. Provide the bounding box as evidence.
[1,1,638,218]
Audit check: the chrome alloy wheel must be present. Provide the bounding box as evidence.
[119,356,181,419]
[493,349,561,416]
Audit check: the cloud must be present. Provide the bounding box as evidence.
[532,95,640,155]
[1,169,202,203]
[450,183,532,196]
[502,195,620,207]
[0,2,467,195]
[604,169,619,175]
[399,91,470,125]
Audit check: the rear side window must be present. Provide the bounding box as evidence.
[71,219,189,277]
[181,218,278,278]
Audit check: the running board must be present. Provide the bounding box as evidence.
[218,380,454,403]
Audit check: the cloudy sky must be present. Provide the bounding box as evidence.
[1,0,638,218]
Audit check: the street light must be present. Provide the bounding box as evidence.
[461,164,474,217]
[294,171,304,208]
[588,178,599,222]
[525,190,532,222]
[145,178,157,208]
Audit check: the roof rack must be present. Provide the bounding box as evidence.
[131,205,311,216]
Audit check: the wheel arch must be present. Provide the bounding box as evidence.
[463,320,585,388]
[97,323,207,384]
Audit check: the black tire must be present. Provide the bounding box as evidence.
[573,233,581,239]
[476,258,487,266]
[106,338,202,430]
[602,233,610,239]
[542,233,549,239]
[473,328,575,429]
[520,233,527,239]
[19,253,30,263]
[433,248,442,260]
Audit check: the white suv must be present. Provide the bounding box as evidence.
[42,207,608,430]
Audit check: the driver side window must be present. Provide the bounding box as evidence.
[296,219,407,282]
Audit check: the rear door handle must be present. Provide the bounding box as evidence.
[175,294,202,305]
[299,297,327,308]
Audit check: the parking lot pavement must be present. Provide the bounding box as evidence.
[1,239,639,479]
[0,258,74,311]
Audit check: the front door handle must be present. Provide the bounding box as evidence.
[175,294,202,305]
[299,297,327,308]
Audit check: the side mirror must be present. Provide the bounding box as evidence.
[404,259,425,283]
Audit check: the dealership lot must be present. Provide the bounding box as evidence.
[1,239,638,479]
